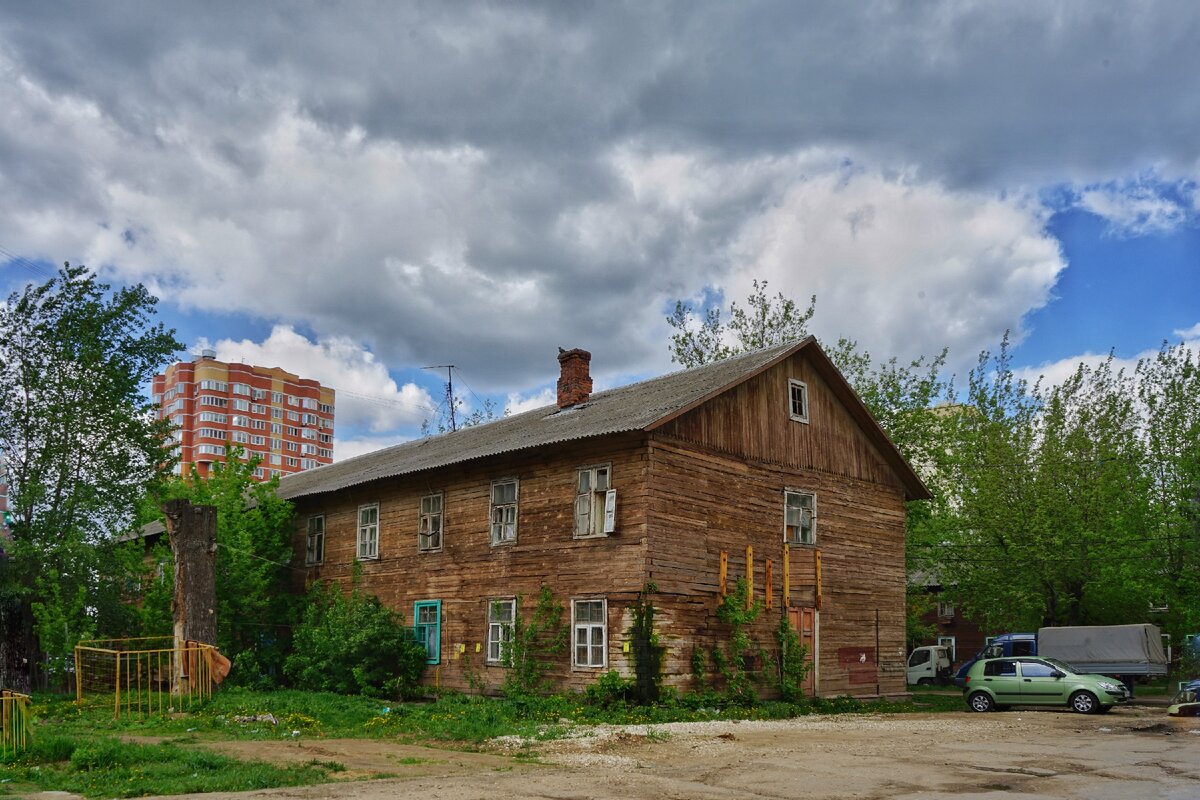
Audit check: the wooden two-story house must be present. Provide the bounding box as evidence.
[277,338,929,697]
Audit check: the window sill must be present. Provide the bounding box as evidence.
[417,548,443,555]
[356,554,381,561]
[571,663,609,671]
[785,541,816,548]
[490,539,517,548]
[572,532,611,541]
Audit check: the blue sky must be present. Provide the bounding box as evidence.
[1,3,1198,457]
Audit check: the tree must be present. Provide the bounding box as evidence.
[667,279,816,369]
[285,563,427,697]
[0,264,180,687]
[150,447,297,687]
[912,340,1166,632]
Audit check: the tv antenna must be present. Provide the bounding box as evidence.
[421,364,456,431]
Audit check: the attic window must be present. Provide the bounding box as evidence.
[788,379,809,423]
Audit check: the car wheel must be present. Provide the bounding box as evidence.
[1070,691,1099,714]
[968,691,995,712]
[918,678,934,686]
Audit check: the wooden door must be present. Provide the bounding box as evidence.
[787,606,818,696]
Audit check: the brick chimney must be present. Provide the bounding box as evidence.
[557,348,592,408]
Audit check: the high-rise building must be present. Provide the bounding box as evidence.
[152,350,335,481]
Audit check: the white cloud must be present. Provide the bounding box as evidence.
[598,150,1066,374]
[505,387,556,415]
[197,325,437,433]
[1014,325,1200,389]
[333,434,410,462]
[1173,322,1200,340]
[1077,178,1196,236]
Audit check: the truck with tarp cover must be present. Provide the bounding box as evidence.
[1035,624,1168,678]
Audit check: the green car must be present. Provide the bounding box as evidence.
[962,656,1128,714]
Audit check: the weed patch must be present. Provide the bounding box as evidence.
[0,735,338,799]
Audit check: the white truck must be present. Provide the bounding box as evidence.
[906,645,952,685]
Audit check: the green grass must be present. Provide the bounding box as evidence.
[6,685,963,796]
[0,735,338,799]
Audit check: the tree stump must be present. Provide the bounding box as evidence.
[162,499,217,647]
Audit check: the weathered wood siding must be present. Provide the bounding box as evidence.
[289,433,651,693]
[647,351,909,697]
[657,350,906,494]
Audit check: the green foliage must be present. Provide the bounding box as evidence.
[0,733,336,798]
[583,670,633,708]
[285,568,427,697]
[904,584,939,650]
[0,263,181,687]
[712,578,763,704]
[668,279,816,368]
[628,582,665,703]
[690,647,707,688]
[908,337,1195,634]
[501,586,567,697]
[149,447,296,686]
[775,614,811,703]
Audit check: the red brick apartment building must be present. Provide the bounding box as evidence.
[152,350,336,481]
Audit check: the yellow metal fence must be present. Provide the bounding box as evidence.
[75,637,217,719]
[1,689,31,756]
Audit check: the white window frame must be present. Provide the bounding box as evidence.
[305,515,325,565]
[490,478,519,546]
[357,503,379,560]
[571,598,607,669]
[788,378,809,423]
[937,601,955,619]
[784,489,816,545]
[418,492,444,553]
[574,464,616,538]
[938,635,957,663]
[487,598,515,664]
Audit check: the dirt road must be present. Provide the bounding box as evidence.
[43,705,1200,800]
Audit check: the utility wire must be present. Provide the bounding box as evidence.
[214,540,309,574]
[0,245,55,279]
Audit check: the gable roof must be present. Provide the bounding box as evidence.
[277,337,931,502]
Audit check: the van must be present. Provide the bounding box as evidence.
[907,645,951,685]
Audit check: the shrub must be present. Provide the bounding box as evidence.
[585,670,633,708]
[284,567,427,697]
[776,614,812,703]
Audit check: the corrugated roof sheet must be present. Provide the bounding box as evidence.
[277,340,810,501]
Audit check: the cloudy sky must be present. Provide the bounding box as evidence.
[1,2,1198,457]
